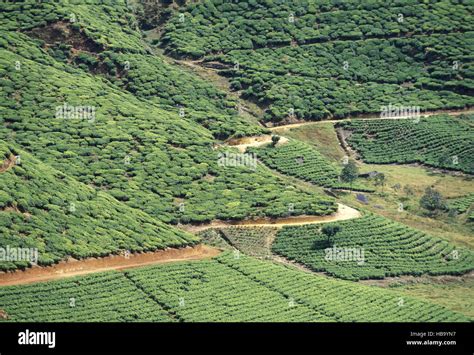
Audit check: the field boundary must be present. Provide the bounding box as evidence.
[0,244,221,287]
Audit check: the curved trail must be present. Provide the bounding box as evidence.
[180,203,361,233]
[0,245,220,287]
[0,204,361,286]
[268,108,474,132]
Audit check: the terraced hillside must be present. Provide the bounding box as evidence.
[160,0,474,123]
[448,193,474,221]
[0,0,336,225]
[0,140,198,271]
[0,253,469,322]
[338,115,474,173]
[249,139,373,191]
[448,193,474,214]
[272,214,474,280]
[0,0,262,138]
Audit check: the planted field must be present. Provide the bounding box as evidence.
[272,214,474,280]
[0,253,469,322]
[0,272,173,322]
[161,0,474,122]
[219,226,278,258]
[448,193,474,214]
[338,115,474,173]
[0,141,197,271]
[250,140,372,191]
[0,0,263,139]
[0,2,337,225]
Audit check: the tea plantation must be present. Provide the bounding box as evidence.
[0,253,469,322]
[161,0,474,122]
[338,115,474,173]
[272,214,474,280]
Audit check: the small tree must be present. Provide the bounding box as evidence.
[340,160,358,187]
[420,187,446,214]
[321,225,342,245]
[373,173,386,192]
[271,135,281,146]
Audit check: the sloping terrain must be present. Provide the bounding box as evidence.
[0,140,197,271]
[0,252,469,322]
[160,0,473,123]
[0,1,336,226]
[272,213,474,280]
[337,114,474,173]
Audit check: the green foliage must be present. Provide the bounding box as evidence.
[0,141,198,271]
[0,29,336,225]
[321,224,341,245]
[340,160,359,185]
[447,193,474,215]
[271,135,280,146]
[249,140,372,191]
[420,187,447,214]
[339,115,474,174]
[272,214,474,281]
[1,253,469,322]
[161,0,474,122]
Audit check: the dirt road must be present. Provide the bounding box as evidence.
[0,244,220,287]
[268,108,474,132]
[180,203,361,233]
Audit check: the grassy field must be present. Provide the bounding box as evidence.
[377,275,474,319]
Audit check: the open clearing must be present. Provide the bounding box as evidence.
[226,134,289,152]
[0,244,220,287]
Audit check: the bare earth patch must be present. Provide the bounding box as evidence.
[181,203,361,233]
[0,244,220,287]
[226,134,289,153]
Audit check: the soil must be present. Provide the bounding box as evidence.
[268,108,474,131]
[226,135,289,152]
[0,154,16,173]
[180,203,361,233]
[0,244,220,287]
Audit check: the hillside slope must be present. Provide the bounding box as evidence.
[0,140,198,271]
[0,1,336,224]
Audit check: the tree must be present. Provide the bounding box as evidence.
[373,173,386,192]
[271,135,281,146]
[340,160,358,187]
[420,187,446,214]
[321,225,342,245]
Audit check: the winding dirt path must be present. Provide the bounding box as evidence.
[180,203,361,233]
[268,108,474,131]
[0,244,220,287]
